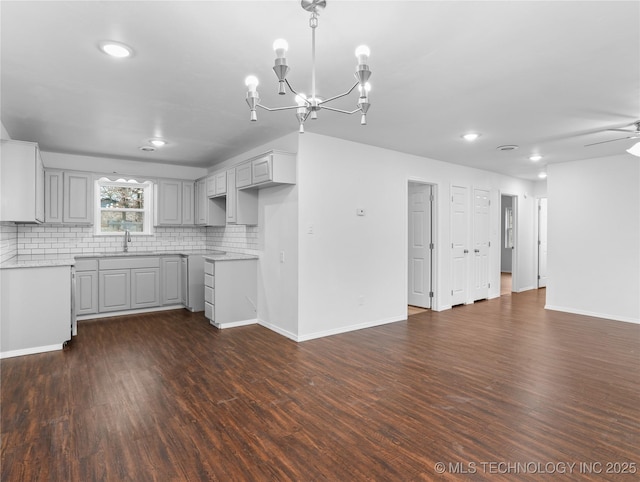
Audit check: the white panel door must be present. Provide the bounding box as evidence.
[473,188,490,301]
[451,185,469,306]
[538,198,548,288]
[408,183,432,308]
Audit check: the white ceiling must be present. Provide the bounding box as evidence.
[2,1,639,181]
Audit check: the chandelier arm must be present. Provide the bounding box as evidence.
[257,104,301,112]
[318,81,360,105]
[284,80,311,105]
[319,105,361,115]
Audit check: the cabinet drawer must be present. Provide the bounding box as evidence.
[99,257,160,270]
[75,258,98,271]
[204,261,214,275]
[204,286,214,304]
[204,301,214,321]
[204,273,214,288]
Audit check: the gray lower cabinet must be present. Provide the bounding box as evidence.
[204,258,257,327]
[99,269,130,312]
[75,258,98,316]
[97,257,161,313]
[131,268,161,309]
[161,256,182,305]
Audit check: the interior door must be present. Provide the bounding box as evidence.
[538,198,548,288]
[408,182,432,308]
[473,188,490,301]
[451,185,469,306]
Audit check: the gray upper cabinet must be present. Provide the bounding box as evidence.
[44,170,64,223]
[44,169,93,224]
[156,179,195,226]
[63,172,93,224]
[240,150,296,189]
[181,181,195,225]
[0,139,45,224]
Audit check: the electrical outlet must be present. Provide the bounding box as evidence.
[356,208,365,216]
[307,225,314,234]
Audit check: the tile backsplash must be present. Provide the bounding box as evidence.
[1,224,18,263]
[2,223,259,259]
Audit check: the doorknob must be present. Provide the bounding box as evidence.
[463,249,469,254]
[474,249,480,253]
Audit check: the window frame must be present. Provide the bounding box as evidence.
[94,178,154,236]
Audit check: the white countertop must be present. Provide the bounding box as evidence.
[0,250,256,269]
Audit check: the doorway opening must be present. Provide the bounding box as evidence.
[538,198,548,288]
[500,194,518,296]
[408,181,436,315]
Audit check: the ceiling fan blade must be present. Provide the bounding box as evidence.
[584,135,634,147]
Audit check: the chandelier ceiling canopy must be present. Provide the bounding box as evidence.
[244,0,372,133]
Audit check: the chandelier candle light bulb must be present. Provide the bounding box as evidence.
[244,0,372,132]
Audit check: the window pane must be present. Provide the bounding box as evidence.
[101,211,145,232]
[100,186,145,209]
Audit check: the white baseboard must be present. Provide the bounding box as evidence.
[545,305,640,325]
[296,315,406,342]
[77,305,184,321]
[211,318,258,329]
[1,343,63,359]
[258,319,298,341]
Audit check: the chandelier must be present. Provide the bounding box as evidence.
[244,0,372,133]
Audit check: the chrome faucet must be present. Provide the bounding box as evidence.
[124,230,132,252]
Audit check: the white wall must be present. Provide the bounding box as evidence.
[297,133,537,340]
[41,151,208,180]
[546,155,640,323]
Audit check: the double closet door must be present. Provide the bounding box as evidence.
[451,186,490,306]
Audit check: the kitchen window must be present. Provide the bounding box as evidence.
[95,178,153,235]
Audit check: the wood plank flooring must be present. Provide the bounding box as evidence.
[2,290,639,481]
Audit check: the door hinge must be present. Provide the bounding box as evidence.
[429,242,434,250]
[430,194,434,202]
[429,291,434,298]
[538,275,541,279]
[488,283,491,288]
[488,241,491,247]
[451,290,454,296]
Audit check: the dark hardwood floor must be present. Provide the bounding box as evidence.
[2,289,639,481]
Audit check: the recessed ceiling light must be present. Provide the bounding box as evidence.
[496,145,519,151]
[462,133,481,141]
[538,172,547,179]
[98,41,133,58]
[139,146,155,152]
[529,154,543,162]
[149,138,167,148]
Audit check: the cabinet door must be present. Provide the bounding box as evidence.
[226,168,237,224]
[206,175,216,197]
[131,268,160,309]
[215,172,227,195]
[161,257,182,305]
[76,270,98,315]
[45,170,64,223]
[0,140,44,223]
[99,270,130,312]
[63,172,93,224]
[236,162,252,188]
[252,156,272,185]
[182,181,195,225]
[35,147,45,223]
[157,179,182,225]
[180,257,188,306]
[195,178,207,225]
